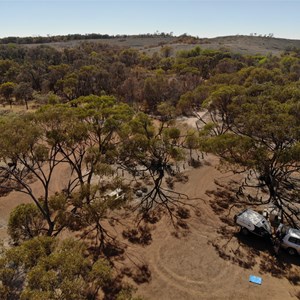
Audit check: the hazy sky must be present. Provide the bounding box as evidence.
[1,1,300,39]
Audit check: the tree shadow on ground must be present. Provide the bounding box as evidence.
[120,263,152,284]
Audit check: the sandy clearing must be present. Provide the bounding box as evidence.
[132,156,299,300]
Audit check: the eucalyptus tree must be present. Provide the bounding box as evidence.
[0,114,66,236]
[201,95,300,226]
[0,81,16,107]
[25,96,134,247]
[118,112,188,220]
[44,95,134,200]
[13,82,34,109]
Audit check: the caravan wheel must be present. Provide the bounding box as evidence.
[241,227,249,235]
[287,248,296,256]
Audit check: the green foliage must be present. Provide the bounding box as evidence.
[244,67,283,86]
[185,130,200,150]
[177,46,201,58]
[8,204,44,244]
[143,75,168,112]
[0,115,41,158]
[120,49,140,66]
[157,101,177,118]
[89,258,112,287]
[214,57,245,74]
[0,82,16,100]
[201,133,255,166]
[0,237,114,300]
[116,285,143,300]
[280,55,299,73]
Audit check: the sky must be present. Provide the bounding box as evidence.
[0,0,300,40]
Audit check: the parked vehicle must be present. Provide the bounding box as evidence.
[234,208,272,238]
[276,224,300,255]
[106,188,124,200]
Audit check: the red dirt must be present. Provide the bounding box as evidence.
[0,155,299,299]
[118,156,299,300]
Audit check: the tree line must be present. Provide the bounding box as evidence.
[0,42,300,114]
[0,33,175,45]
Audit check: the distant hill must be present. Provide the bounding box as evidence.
[169,35,300,56]
[2,34,300,56]
[143,35,300,56]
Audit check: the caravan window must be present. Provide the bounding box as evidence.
[288,237,300,245]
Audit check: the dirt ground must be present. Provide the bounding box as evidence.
[0,163,71,245]
[129,157,300,300]
[0,149,300,299]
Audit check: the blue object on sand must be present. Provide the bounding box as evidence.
[249,275,262,285]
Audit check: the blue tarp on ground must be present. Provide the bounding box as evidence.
[249,275,262,285]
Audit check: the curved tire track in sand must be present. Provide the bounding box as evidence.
[150,235,206,299]
[148,222,235,299]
